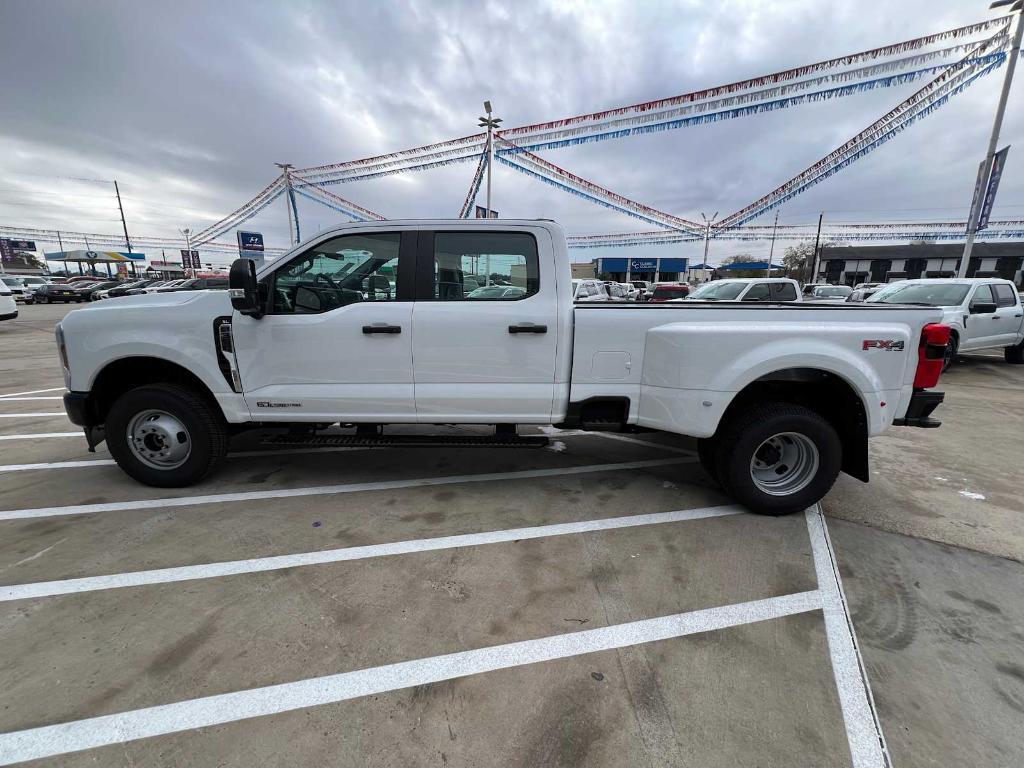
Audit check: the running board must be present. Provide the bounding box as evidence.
[260,433,550,449]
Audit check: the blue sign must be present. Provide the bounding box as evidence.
[978,145,1009,232]
[630,258,657,272]
[599,258,628,272]
[237,231,265,253]
[659,258,687,271]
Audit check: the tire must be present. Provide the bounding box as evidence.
[1005,342,1024,364]
[714,402,842,516]
[943,334,958,372]
[696,437,719,483]
[106,384,228,487]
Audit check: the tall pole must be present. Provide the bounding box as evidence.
[275,163,300,246]
[700,211,717,283]
[478,102,502,218]
[959,7,1022,278]
[56,230,64,252]
[766,209,779,278]
[810,212,823,284]
[113,180,132,253]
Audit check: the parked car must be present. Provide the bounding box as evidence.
[0,276,30,303]
[648,283,691,302]
[684,278,801,302]
[806,285,853,303]
[853,282,884,292]
[0,282,17,320]
[868,278,1024,367]
[602,282,630,302]
[94,280,152,300]
[846,286,884,303]
[630,280,652,300]
[572,278,609,302]
[150,280,188,293]
[168,277,230,292]
[125,280,168,296]
[78,280,121,301]
[466,285,527,299]
[57,218,952,516]
[35,282,84,303]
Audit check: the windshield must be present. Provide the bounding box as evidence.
[688,281,745,300]
[1,277,24,287]
[812,286,852,298]
[652,286,688,300]
[868,283,971,306]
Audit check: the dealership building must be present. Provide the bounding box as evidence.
[817,242,1024,287]
[592,256,688,283]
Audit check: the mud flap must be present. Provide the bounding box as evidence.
[84,425,106,453]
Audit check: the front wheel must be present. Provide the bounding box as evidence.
[106,384,228,487]
[714,402,842,516]
[943,335,959,372]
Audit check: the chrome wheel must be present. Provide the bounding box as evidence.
[749,432,819,496]
[126,409,191,470]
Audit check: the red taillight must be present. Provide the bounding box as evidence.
[914,323,950,389]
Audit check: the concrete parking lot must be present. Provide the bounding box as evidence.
[1,302,1022,767]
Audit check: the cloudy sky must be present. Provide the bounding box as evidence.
[1,0,1021,265]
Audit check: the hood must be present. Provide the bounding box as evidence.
[66,288,230,313]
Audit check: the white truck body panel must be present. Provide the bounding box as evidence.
[58,219,944,440]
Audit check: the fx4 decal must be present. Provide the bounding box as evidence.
[862,340,905,351]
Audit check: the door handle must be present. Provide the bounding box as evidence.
[362,323,402,334]
[508,323,548,334]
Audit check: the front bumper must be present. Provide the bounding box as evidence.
[893,390,944,428]
[63,391,99,427]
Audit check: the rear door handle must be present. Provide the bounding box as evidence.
[362,323,402,334]
[508,323,547,334]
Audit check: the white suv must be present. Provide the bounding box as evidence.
[682,277,802,302]
[0,282,17,320]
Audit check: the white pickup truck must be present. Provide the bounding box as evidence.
[57,219,952,515]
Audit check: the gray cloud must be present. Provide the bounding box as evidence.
[1,0,1020,264]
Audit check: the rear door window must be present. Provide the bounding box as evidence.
[993,283,1017,307]
[743,283,771,301]
[771,282,798,301]
[431,232,539,301]
[970,284,994,307]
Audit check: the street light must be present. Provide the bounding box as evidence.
[958,0,1023,277]
[699,211,718,283]
[180,228,191,278]
[478,101,503,217]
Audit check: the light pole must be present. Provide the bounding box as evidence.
[478,101,502,217]
[958,0,1023,278]
[181,228,192,278]
[766,209,780,278]
[700,211,718,282]
[275,162,300,245]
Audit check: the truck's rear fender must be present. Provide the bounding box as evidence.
[714,369,870,483]
[639,321,910,436]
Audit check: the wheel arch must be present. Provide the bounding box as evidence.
[714,367,869,482]
[88,356,221,425]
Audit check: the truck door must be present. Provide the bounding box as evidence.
[992,283,1023,346]
[231,230,417,422]
[963,283,1000,351]
[411,229,558,422]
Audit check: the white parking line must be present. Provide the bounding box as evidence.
[0,589,821,765]
[806,507,890,768]
[0,504,743,601]
[0,432,80,441]
[0,457,693,521]
[592,431,695,455]
[0,412,66,418]
[0,387,65,398]
[0,396,63,401]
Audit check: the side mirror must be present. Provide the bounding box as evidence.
[969,301,997,315]
[229,258,262,318]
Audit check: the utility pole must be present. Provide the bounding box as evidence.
[767,209,780,278]
[275,162,301,245]
[56,230,64,253]
[700,211,718,283]
[181,228,192,278]
[959,1,1023,278]
[478,101,502,217]
[810,212,824,285]
[113,180,132,253]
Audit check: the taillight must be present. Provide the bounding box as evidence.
[914,323,950,389]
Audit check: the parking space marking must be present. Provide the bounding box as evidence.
[0,589,821,765]
[0,432,81,441]
[0,412,67,418]
[0,457,694,521]
[0,396,63,401]
[807,507,890,768]
[0,387,65,398]
[0,504,743,601]
[592,431,695,455]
